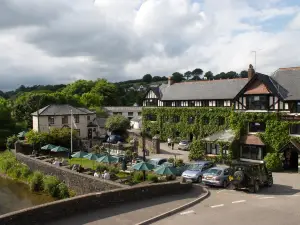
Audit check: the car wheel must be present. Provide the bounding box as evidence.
[197,176,202,183]
[267,177,273,187]
[223,180,228,188]
[249,181,260,193]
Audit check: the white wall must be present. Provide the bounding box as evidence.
[32,114,96,138]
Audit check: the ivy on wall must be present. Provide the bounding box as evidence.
[143,107,300,161]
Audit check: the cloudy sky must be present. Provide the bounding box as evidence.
[1,0,300,91]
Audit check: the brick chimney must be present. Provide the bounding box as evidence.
[168,76,174,86]
[248,64,255,80]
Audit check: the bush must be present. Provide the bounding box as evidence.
[6,135,18,150]
[189,140,205,161]
[168,158,175,164]
[0,158,15,173]
[96,163,109,173]
[264,153,283,172]
[108,165,120,174]
[133,171,144,183]
[43,176,60,198]
[20,165,32,179]
[147,173,158,183]
[57,183,70,199]
[30,171,44,192]
[175,159,184,167]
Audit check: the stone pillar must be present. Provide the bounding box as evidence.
[152,135,160,154]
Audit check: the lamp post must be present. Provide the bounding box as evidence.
[141,131,146,180]
[107,131,111,156]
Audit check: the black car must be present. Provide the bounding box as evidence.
[229,160,273,193]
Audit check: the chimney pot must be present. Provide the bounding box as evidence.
[248,64,255,80]
[168,76,174,86]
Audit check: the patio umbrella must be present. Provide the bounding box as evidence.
[154,165,177,176]
[132,161,155,171]
[132,161,155,181]
[71,151,88,166]
[96,155,118,164]
[17,131,27,138]
[83,153,99,169]
[51,146,69,153]
[41,144,57,150]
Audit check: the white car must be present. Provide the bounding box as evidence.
[178,140,189,150]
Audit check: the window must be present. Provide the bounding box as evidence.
[290,124,300,135]
[172,115,180,123]
[128,112,133,116]
[290,102,300,113]
[48,116,54,124]
[146,114,157,121]
[202,116,209,125]
[87,115,90,121]
[189,101,195,107]
[218,117,225,126]
[216,100,224,107]
[249,122,266,133]
[247,95,268,110]
[74,115,80,123]
[138,112,142,116]
[202,101,209,107]
[188,116,195,124]
[223,169,230,176]
[75,129,80,136]
[241,145,263,160]
[62,115,68,124]
[206,143,220,155]
[223,146,229,155]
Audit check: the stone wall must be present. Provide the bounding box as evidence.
[15,153,126,195]
[0,182,192,225]
[128,130,160,154]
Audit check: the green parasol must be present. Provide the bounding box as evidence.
[154,165,177,176]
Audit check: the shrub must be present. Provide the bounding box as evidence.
[30,171,44,192]
[147,173,158,183]
[168,158,175,164]
[20,165,32,179]
[175,159,184,167]
[96,163,108,173]
[264,153,283,172]
[7,166,22,179]
[0,158,15,173]
[108,165,120,174]
[43,176,60,198]
[133,171,144,183]
[189,140,205,161]
[57,183,70,199]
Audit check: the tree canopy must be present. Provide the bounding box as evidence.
[105,115,130,134]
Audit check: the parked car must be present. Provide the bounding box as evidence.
[106,135,123,144]
[147,158,168,167]
[202,166,231,188]
[178,140,189,150]
[181,161,215,183]
[229,160,273,193]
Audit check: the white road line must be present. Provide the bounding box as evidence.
[287,195,300,197]
[180,210,194,215]
[259,196,275,199]
[232,200,246,204]
[217,190,227,194]
[210,204,224,208]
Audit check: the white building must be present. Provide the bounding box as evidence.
[31,104,98,139]
[103,106,142,120]
[130,116,142,129]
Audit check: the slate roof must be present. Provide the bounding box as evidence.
[202,129,236,143]
[161,79,248,101]
[271,68,300,100]
[31,104,95,116]
[92,117,106,127]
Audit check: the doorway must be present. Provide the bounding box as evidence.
[283,148,298,171]
[189,133,193,142]
[88,128,93,139]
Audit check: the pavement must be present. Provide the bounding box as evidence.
[145,142,190,162]
[46,185,204,225]
[153,172,300,225]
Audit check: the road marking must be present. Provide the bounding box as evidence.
[210,204,224,208]
[287,195,300,197]
[232,200,246,204]
[258,196,275,199]
[217,190,227,194]
[180,210,194,215]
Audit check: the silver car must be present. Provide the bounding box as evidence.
[181,161,214,182]
[202,166,231,188]
[178,140,189,150]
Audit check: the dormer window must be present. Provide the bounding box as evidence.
[247,95,268,110]
[249,122,266,133]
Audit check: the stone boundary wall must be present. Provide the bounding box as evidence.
[0,182,192,225]
[16,153,126,195]
[128,130,160,154]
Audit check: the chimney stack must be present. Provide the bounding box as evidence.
[168,76,174,86]
[248,64,255,80]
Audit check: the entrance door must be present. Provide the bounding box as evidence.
[88,128,93,139]
[284,149,298,171]
[189,133,193,142]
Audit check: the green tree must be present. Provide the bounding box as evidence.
[240,70,248,78]
[0,97,15,148]
[142,74,152,83]
[91,79,118,106]
[184,71,192,80]
[171,72,184,83]
[80,92,103,107]
[105,115,130,133]
[192,68,203,79]
[61,80,94,96]
[204,71,213,80]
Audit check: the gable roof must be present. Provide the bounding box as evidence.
[93,117,107,127]
[234,73,285,100]
[144,83,168,100]
[161,79,248,101]
[271,67,300,100]
[31,104,95,116]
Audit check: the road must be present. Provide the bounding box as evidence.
[154,173,300,225]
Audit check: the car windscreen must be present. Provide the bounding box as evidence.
[187,164,202,170]
[206,168,222,176]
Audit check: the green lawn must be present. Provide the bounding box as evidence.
[68,158,97,169]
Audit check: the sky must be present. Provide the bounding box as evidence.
[1,0,300,91]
